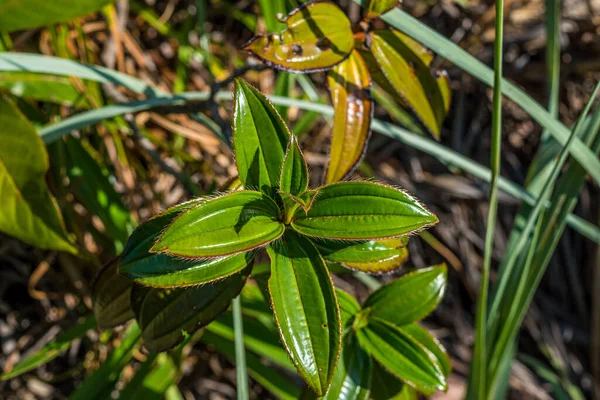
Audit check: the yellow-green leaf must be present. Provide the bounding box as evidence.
[365,0,398,19]
[369,29,449,138]
[243,1,354,72]
[326,50,373,183]
[0,0,116,32]
[0,95,76,254]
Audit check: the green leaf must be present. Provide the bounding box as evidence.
[0,71,92,107]
[233,79,290,193]
[363,265,447,326]
[336,289,361,328]
[243,1,354,72]
[267,231,342,396]
[369,29,448,138]
[121,252,256,288]
[92,260,134,329]
[280,135,309,197]
[131,267,251,352]
[356,319,446,395]
[315,237,408,273]
[119,203,256,287]
[365,0,398,19]
[322,334,371,400]
[291,181,437,240]
[326,50,373,183]
[151,191,284,258]
[0,315,96,381]
[399,324,451,378]
[0,95,76,253]
[0,0,116,32]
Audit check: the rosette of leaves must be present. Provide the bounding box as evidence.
[243,0,451,184]
[323,265,450,399]
[95,79,438,396]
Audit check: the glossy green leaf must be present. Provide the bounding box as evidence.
[0,0,115,32]
[131,267,250,352]
[151,191,284,258]
[291,181,437,240]
[365,0,398,19]
[121,252,256,288]
[336,289,361,328]
[0,315,96,381]
[243,1,354,72]
[0,96,76,254]
[315,237,408,273]
[399,324,451,378]
[369,29,448,138]
[326,50,373,183]
[233,79,290,193]
[364,265,447,326]
[119,201,256,287]
[0,72,92,107]
[322,334,371,400]
[280,135,309,197]
[356,319,446,395]
[267,231,341,396]
[289,189,319,213]
[92,260,134,329]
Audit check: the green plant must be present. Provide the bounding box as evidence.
[244,0,450,183]
[96,78,441,396]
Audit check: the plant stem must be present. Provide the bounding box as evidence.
[471,0,504,397]
[232,295,249,400]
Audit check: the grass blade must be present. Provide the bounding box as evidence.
[232,296,249,400]
[470,0,504,395]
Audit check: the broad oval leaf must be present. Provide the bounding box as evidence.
[151,191,284,258]
[363,265,447,326]
[365,0,399,19]
[280,135,309,197]
[92,260,134,328]
[0,96,76,254]
[322,334,371,400]
[131,267,250,352]
[314,237,408,273]
[356,319,446,395]
[336,289,361,328]
[243,1,354,72]
[399,324,451,378]
[233,79,290,194]
[369,29,449,138]
[120,252,256,288]
[267,231,341,396]
[0,0,115,32]
[291,181,437,240]
[326,50,373,183]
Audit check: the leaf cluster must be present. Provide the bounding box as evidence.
[94,78,441,396]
